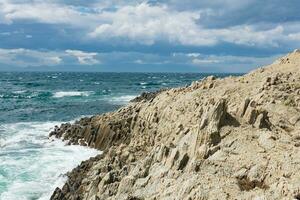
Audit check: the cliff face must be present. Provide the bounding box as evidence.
[50,50,300,200]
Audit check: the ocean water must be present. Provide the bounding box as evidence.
[0,72,237,200]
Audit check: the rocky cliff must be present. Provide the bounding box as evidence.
[49,50,300,200]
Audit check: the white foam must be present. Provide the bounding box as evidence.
[53,91,93,98]
[0,138,5,147]
[109,95,136,104]
[13,90,26,94]
[0,121,100,200]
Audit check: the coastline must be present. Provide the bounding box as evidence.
[50,50,300,200]
[0,72,216,199]
[0,121,100,200]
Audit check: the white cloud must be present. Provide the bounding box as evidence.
[48,56,62,64]
[0,48,101,67]
[187,53,284,72]
[0,47,285,72]
[66,50,100,65]
[186,53,201,57]
[192,58,220,64]
[216,25,285,47]
[89,3,217,46]
[0,48,62,67]
[133,59,169,65]
[0,1,99,27]
[288,32,300,41]
[87,3,300,48]
[1,1,300,48]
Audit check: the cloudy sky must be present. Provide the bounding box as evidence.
[0,0,299,72]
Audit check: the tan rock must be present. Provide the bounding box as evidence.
[50,50,300,200]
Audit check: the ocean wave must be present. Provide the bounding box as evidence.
[0,91,52,99]
[138,82,161,86]
[52,91,93,98]
[109,95,137,104]
[0,121,100,200]
[13,90,27,94]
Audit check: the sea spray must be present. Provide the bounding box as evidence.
[0,122,100,200]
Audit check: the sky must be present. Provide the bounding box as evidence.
[0,0,299,72]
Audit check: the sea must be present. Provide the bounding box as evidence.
[0,72,238,200]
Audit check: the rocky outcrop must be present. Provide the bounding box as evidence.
[50,50,300,200]
[130,89,167,103]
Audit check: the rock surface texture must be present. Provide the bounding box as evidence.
[50,51,300,200]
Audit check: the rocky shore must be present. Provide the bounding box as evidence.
[49,50,300,200]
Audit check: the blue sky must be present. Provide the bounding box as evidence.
[0,0,299,72]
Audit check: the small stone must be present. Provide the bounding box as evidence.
[258,131,275,150]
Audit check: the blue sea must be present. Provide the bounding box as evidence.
[0,72,237,200]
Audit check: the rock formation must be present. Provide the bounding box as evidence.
[50,50,300,200]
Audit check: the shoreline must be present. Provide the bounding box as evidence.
[0,121,99,200]
[50,50,300,200]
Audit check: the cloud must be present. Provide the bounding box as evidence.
[190,54,282,72]
[87,3,300,48]
[89,3,216,46]
[172,52,284,72]
[48,56,62,64]
[0,0,300,72]
[66,50,100,65]
[186,53,201,57]
[0,48,101,67]
[192,58,220,64]
[1,1,300,49]
[165,0,300,28]
[0,47,286,72]
[0,1,99,27]
[0,48,63,67]
[215,25,285,47]
[288,32,300,41]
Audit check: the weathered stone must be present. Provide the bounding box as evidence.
[258,131,276,150]
[254,111,271,129]
[50,51,300,200]
[117,176,136,194]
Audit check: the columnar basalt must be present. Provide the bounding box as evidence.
[50,50,300,200]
